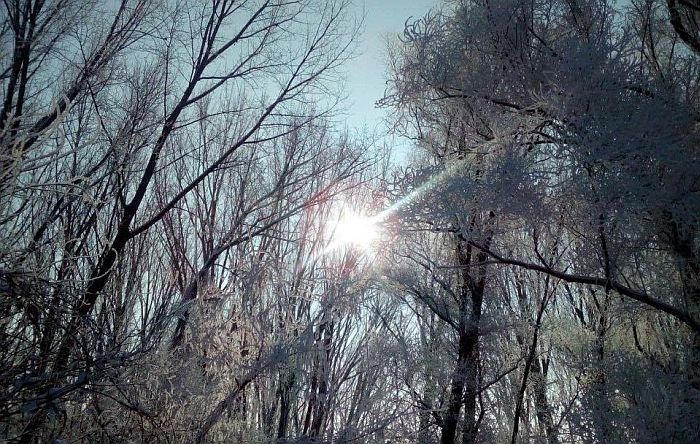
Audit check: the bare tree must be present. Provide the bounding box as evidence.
[0,0,363,441]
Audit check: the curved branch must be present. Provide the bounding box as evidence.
[467,241,700,333]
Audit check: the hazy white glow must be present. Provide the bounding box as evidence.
[323,159,463,256]
[333,213,380,251]
[323,157,469,256]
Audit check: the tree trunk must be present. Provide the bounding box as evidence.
[531,358,556,444]
[442,239,484,444]
[277,369,295,440]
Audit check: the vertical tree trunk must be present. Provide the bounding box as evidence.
[512,277,556,444]
[310,320,333,437]
[442,239,484,444]
[276,370,295,440]
[461,345,480,444]
[531,358,556,444]
[303,316,333,439]
[590,289,611,443]
[442,331,470,444]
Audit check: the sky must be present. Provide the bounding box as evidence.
[343,0,439,154]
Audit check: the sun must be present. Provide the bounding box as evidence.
[331,212,380,252]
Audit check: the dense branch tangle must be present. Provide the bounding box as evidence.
[381,0,700,442]
[0,0,362,440]
[1,0,699,442]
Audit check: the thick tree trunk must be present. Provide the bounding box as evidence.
[441,240,484,444]
[461,348,479,444]
[531,358,556,444]
[442,332,471,444]
[303,317,333,439]
[276,370,295,440]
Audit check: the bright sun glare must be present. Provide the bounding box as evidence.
[332,213,380,252]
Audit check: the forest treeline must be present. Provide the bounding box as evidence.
[0,0,699,442]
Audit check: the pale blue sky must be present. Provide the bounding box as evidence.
[344,0,439,150]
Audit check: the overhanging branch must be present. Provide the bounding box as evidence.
[467,241,700,333]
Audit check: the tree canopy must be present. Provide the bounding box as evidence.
[0,0,698,442]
